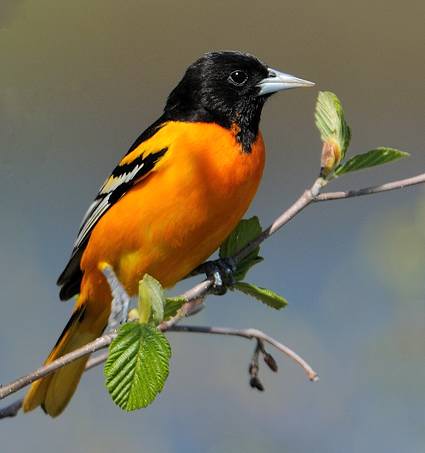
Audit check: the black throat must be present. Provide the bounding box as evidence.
[163,98,264,153]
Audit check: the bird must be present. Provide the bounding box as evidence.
[23,51,314,416]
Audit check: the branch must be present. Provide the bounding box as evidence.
[169,325,318,381]
[0,351,111,418]
[0,399,23,419]
[0,279,213,413]
[0,324,317,418]
[167,177,327,322]
[1,171,424,419]
[152,171,425,323]
[0,334,116,402]
[315,172,425,202]
[234,177,326,263]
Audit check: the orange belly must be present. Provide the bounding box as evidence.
[80,121,265,301]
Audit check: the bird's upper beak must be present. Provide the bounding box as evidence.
[257,68,315,96]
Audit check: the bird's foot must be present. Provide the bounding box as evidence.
[198,257,237,295]
[99,262,131,331]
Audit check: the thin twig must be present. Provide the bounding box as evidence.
[315,173,425,202]
[0,280,213,404]
[86,351,109,370]
[234,177,326,264]
[161,172,425,322]
[169,326,318,382]
[165,281,211,322]
[0,334,116,401]
[0,322,317,402]
[0,399,22,419]
[0,351,115,419]
[0,324,317,419]
[167,178,327,322]
[1,171,424,419]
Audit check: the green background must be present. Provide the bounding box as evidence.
[1,1,424,452]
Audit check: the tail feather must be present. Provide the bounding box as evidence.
[23,300,108,417]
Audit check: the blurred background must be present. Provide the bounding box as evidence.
[0,0,424,451]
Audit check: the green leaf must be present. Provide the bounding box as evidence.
[315,91,351,159]
[334,148,409,176]
[164,296,187,320]
[234,282,288,310]
[219,217,263,281]
[233,256,264,282]
[219,216,262,258]
[138,274,165,325]
[104,323,171,411]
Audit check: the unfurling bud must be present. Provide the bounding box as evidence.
[127,308,140,322]
[320,138,342,178]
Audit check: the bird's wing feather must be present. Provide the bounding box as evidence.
[74,146,168,253]
[57,122,168,300]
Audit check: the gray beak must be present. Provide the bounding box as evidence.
[257,68,315,96]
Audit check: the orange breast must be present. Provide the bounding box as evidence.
[81,121,265,300]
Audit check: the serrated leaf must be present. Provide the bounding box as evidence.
[219,217,263,281]
[138,274,164,325]
[104,323,171,411]
[164,296,187,320]
[234,282,288,310]
[334,147,409,176]
[315,91,351,159]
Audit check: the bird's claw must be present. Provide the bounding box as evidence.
[202,257,237,295]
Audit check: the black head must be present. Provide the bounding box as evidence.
[164,51,314,152]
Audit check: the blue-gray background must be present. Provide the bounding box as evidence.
[1,1,424,452]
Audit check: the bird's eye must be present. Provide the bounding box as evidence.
[228,70,248,86]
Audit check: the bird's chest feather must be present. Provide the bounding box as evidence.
[150,122,265,240]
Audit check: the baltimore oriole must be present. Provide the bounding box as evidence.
[23,51,314,416]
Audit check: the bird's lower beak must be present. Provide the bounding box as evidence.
[257,68,315,96]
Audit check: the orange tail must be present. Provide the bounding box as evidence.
[23,298,109,417]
